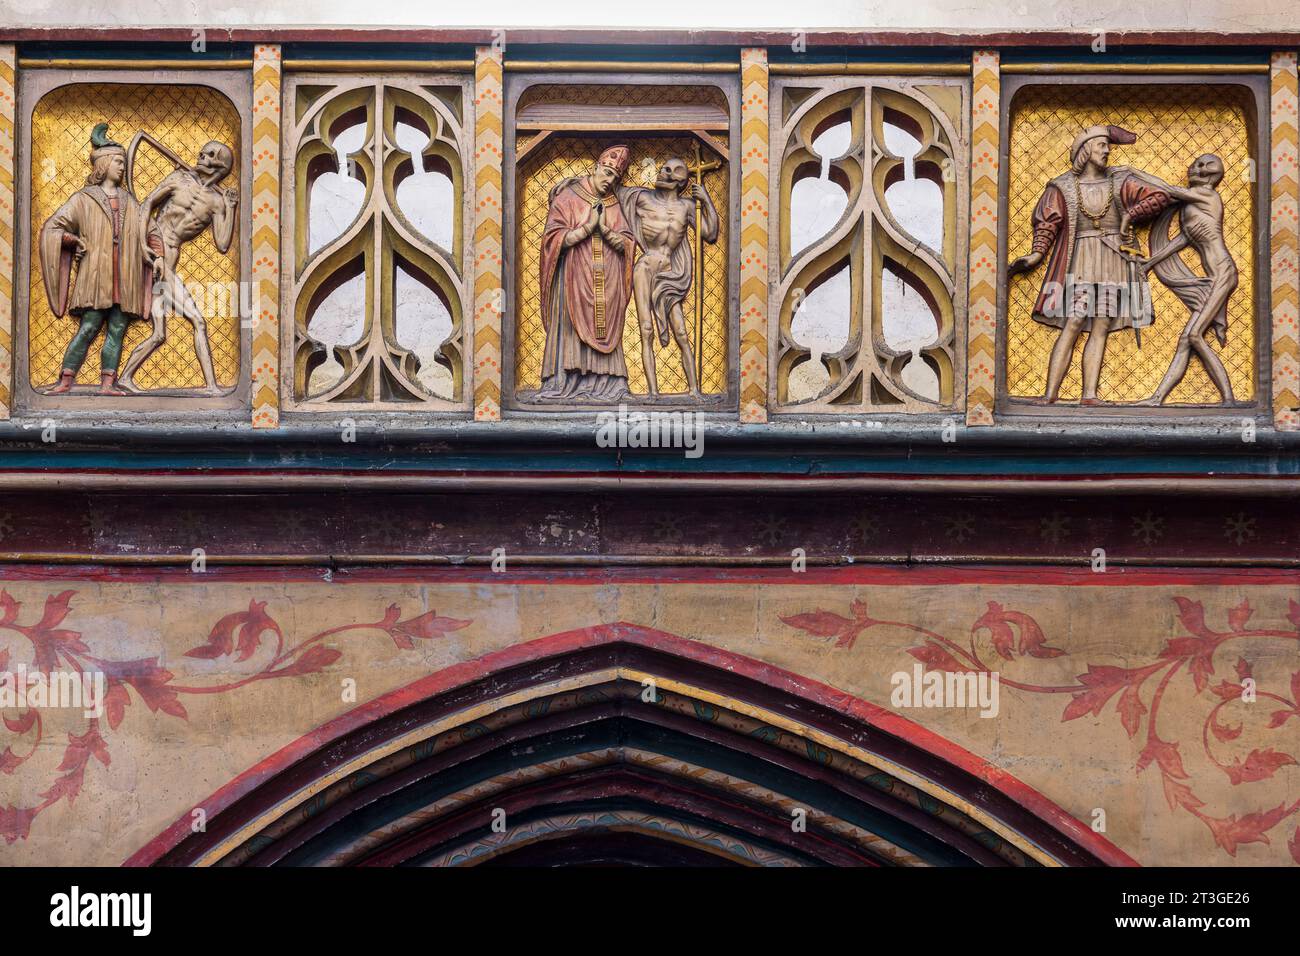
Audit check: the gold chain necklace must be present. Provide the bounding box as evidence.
[1075,176,1113,228]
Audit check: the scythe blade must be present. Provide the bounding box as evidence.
[124,130,195,198]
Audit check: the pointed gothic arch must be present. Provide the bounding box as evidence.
[132,623,1134,868]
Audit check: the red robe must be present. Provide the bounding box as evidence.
[1028,167,1170,327]
[539,178,636,355]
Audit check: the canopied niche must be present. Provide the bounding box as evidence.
[21,76,248,407]
[506,79,738,409]
[1002,79,1263,412]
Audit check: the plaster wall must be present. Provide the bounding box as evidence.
[1,569,1295,866]
[0,0,1294,33]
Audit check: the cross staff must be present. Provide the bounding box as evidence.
[687,140,721,386]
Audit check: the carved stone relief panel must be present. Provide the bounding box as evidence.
[768,76,969,413]
[16,70,252,412]
[281,74,473,411]
[504,76,740,411]
[999,77,1268,415]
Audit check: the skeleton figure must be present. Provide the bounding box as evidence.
[120,140,238,394]
[1132,154,1238,405]
[617,158,719,398]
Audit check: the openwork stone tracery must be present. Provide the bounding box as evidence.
[769,77,968,413]
[283,75,472,409]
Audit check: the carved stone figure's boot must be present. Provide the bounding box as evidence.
[99,372,128,396]
[47,370,76,394]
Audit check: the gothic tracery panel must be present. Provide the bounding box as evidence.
[282,75,472,410]
[769,77,969,413]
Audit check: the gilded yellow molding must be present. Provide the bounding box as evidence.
[281,59,474,73]
[18,58,253,70]
[769,62,969,76]
[504,61,737,73]
[1001,62,1268,75]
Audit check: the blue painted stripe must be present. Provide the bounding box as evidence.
[0,449,1294,476]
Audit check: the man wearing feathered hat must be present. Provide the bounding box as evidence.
[1008,124,1172,405]
[535,144,638,402]
[39,123,163,395]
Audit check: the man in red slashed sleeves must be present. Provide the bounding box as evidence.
[1008,125,1172,405]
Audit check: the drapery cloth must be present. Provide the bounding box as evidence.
[40,184,158,320]
[617,185,694,347]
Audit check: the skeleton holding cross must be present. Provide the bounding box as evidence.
[616,145,720,399]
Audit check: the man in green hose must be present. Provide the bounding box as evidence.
[39,123,162,395]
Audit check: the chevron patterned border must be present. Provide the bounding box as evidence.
[0,46,14,419]
[1271,51,1300,430]
[966,50,999,427]
[740,48,769,423]
[473,46,504,421]
[251,44,282,428]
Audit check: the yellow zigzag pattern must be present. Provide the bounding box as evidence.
[966,50,1000,426]
[1271,52,1300,428]
[739,49,769,423]
[473,47,504,421]
[0,45,13,417]
[251,45,282,428]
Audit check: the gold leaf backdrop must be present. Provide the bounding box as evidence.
[1005,84,1255,404]
[515,134,729,396]
[29,83,241,390]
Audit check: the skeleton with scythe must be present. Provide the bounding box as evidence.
[119,132,239,394]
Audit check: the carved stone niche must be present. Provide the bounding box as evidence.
[998,75,1269,418]
[281,73,473,411]
[16,70,252,414]
[503,74,740,412]
[769,76,969,414]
